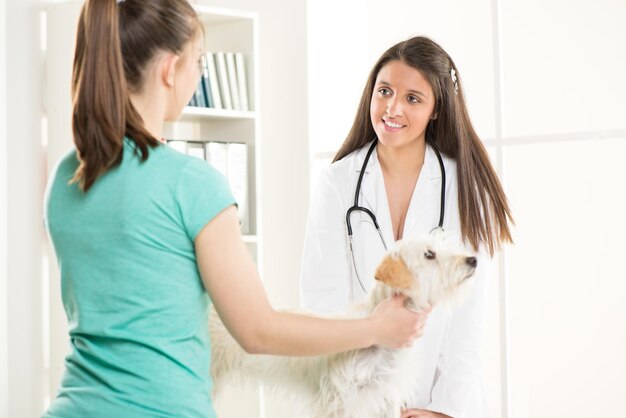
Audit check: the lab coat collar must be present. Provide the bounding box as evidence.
[353,141,443,180]
[353,141,444,242]
[353,140,378,175]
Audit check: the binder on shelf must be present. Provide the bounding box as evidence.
[205,141,228,178]
[225,52,241,111]
[227,142,249,234]
[167,140,187,154]
[235,53,249,111]
[204,141,249,234]
[215,52,233,110]
[187,141,205,160]
[205,52,222,109]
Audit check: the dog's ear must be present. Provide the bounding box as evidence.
[374,255,413,289]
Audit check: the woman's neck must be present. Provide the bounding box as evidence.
[129,91,165,141]
[376,140,426,178]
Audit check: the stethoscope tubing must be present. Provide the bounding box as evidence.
[346,139,446,293]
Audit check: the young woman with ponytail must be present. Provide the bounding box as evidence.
[42,1,428,417]
[300,37,514,418]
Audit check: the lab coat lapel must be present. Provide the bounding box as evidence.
[373,153,395,247]
[403,144,442,238]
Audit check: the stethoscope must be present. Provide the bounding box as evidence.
[346,139,447,293]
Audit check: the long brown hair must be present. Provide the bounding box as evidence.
[71,0,199,191]
[335,36,513,255]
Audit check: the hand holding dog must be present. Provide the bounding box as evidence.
[369,294,432,348]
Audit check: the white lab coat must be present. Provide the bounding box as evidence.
[300,141,489,418]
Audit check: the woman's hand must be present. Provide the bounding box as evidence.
[401,409,451,418]
[369,295,431,348]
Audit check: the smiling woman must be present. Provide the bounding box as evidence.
[300,36,514,418]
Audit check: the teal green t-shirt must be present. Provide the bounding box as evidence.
[42,139,235,418]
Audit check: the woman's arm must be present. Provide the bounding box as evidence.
[401,409,451,418]
[196,206,426,356]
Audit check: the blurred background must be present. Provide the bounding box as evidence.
[1,0,625,417]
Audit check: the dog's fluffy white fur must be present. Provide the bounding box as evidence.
[209,233,477,418]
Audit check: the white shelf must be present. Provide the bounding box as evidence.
[179,106,256,121]
[193,5,257,22]
[242,235,258,243]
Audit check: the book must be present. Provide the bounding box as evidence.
[187,141,205,160]
[204,141,249,233]
[188,94,197,107]
[205,52,222,109]
[235,53,249,111]
[200,54,213,108]
[227,142,249,233]
[225,52,241,110]
[215,52,232,110]
[194,78,207,108]
[201,75,213,108]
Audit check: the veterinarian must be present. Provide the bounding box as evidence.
[41,1,430,417]
[300,36,514,418]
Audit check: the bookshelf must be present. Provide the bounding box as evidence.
[164,5,261,267]
[45,2,263,417]
[178,106,256,121]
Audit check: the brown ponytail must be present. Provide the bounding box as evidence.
[334,37,514,255]
[71,0,199,192]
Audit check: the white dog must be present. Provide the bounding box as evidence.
[209,233,477,418]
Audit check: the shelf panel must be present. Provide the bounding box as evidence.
[194,5,257,22]
[178,106,256,122]
[242,235,258,243]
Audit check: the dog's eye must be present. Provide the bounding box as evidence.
[424,250,436,260]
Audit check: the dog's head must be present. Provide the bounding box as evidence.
[374,233,477,309]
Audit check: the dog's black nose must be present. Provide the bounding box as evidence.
[466,257,477,268]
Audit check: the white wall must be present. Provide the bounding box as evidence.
[1,0,9,415]
[505,137,626,418]
[500,2,626,417]
[4,0,46,417]
[308,0,626,417]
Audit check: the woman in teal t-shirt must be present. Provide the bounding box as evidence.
[42,1,430,417]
